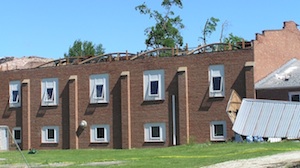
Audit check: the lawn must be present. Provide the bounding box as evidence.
[0,141,300,167]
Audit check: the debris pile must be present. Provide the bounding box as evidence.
[0,56,52,71]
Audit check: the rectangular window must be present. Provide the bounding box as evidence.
[289,92,300,102]
[210,121,226,141]
[9,81,21,107]
[209,65,225,97]
[144,70,165,101]
[144,123,166,142]
[13,127,21,143]
[47,129,55,140]
[90,125,110,143]
[96,85,104,98]
[41,126,59,143]
[41,78,58,106]
[90,74,109,104]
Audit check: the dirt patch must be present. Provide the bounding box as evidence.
[203,151,300,168]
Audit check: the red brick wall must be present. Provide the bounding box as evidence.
[0,48,253,150]
[254,21,300,83]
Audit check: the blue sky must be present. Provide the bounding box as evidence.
[0,0,299,59]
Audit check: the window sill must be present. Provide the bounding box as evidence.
[144,140,165,143]
[90,141,109,144]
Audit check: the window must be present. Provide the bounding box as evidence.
[90,124,110,143]
[209,65,225,97]
[144,123,166,142]
[210,121,226,141]
[41,78,58,106]
[143,70,165,101]
[41,126,59,143]
[289,92,300,102]
[12,127,21,143]
[9,81,21,107]
[90,74,109,103]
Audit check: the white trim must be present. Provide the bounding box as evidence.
[41,126,59,143]
[89,74,109,104]
[41,78,59,106]
[144,123,166,142]
[210,121,227,141]
[90,124,110,143]
[143,70,165,101]
[9,81,21,107]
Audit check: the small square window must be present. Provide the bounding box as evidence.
[13,127,21,143]
[210,121,226,141]
[214,124,224,136]
[151,126,160,138]
[41,126,59,143]
[90,124,110,143]
[289,92,300,102]
[144,123,166,142]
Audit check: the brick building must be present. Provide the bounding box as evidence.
[0,48,254,150]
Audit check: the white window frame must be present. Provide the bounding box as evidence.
[210,121,227,141]
[9,81,21,107]
[144,123,166,142]
[41,78,59,106]
[90,124,110,143]
[12,127,21,144]
[41,126,59,143]
[90,74,109,104]
[209,65,225,97]
[143,70,165,101]
[289,91,300,102]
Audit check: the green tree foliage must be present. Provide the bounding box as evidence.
[64,40,105,57]
[135,0,184,49]
[223,33,243,46]
[200,17,220,45]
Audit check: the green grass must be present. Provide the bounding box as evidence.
[1,141,300,167]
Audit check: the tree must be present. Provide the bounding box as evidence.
[223,33,243,46]
[135,0,184,49]
[200,17,220,45]
[64,40,105,57]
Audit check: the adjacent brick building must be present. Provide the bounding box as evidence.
[0,48,254,150]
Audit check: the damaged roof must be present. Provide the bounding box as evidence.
[232,98,300,138]
[255,58,300,89]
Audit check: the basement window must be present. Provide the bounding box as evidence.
[41,126,59,143]
[12,127,21,144]
[144,123,166,142]
[90,124,110,143]
[210,121,227,141]
[289,92,300,102]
